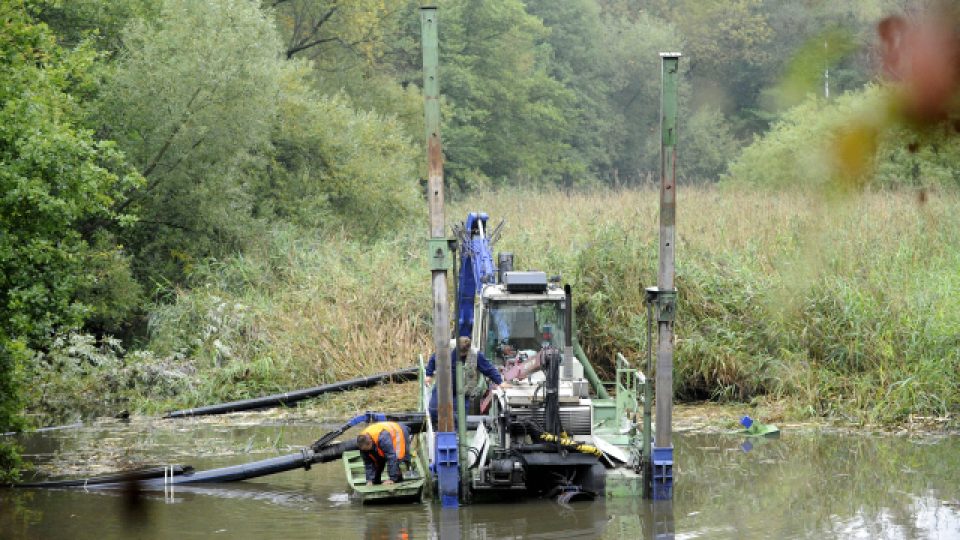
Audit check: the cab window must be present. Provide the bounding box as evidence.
[485,300,564,361]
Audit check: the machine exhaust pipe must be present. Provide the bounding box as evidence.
[498,252,514,283]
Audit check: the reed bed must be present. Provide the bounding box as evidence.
[137,186,959,425]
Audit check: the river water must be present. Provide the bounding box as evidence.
[1,417,958,539]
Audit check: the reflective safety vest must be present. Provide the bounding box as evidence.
[360,422,407,460]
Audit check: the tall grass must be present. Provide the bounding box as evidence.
[142,226,432,408]
[52,186,958,425]
[552,187,960,424]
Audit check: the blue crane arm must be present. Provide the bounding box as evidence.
[457,212,496,337]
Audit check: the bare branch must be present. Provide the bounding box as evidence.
[114,86,204,214]
[285,5,339,58]
[286,36,339,58]
[141,86,203,178]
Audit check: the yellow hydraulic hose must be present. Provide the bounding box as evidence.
[539,433,603,457]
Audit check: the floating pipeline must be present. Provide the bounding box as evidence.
[12,441,358,490]
[10,408,502,492]
[134,441,358,488]
[13,465,194,488]
[12,413,491,491]
[1,422,85,437]
[163,367,418,418]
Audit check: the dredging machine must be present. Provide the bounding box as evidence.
[413,4,677,507]
[404,211,658,506]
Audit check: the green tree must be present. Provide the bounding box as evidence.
[600,11,684,183]
[32,0,155,50]
[523,0,616,186]
[269,0,393,61]
[727,83,960,192]
[756,1,878,119]
[682,107,740,182]
[636,0,882,136]
[258,63,423,236]
[647,0,773,80]
[98,0,285,284]
[0,1,140,479]
[439,0,578,189]
[636,0,773,136]
[268,0,425,150]
[361,0,582,190]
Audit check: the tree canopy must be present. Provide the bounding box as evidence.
[0,0,141,478]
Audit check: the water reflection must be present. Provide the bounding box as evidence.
[601,498,674,540]
[1,421,958,539]
[363,508,422,540]
[436,507,459,540]
[673,432,960,539]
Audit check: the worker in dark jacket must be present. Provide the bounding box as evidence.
[357,421,411,485]
[426,336,504,425]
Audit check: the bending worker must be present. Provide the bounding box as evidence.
[426,336,504,425]
[357,421,411,486]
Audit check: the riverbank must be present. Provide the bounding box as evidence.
[13,383,956,481]
[23,187,960,431]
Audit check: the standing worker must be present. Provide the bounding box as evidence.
[426,336,504,425]
[357,421,411,486]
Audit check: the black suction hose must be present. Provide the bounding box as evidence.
[163,367,418,418]
[136,416,488,488]
[143,440,358,487]
[13,465,193,488]
[12,413,489,490]
[12,442,356,490]
[87,440,358,490]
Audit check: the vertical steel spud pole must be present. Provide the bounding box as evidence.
[420,4,458,508]
[652,51,681,500]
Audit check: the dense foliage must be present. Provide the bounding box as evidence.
[728,86,960,191]
[0,1,141,479]
[3,0,959,480]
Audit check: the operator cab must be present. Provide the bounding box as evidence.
[472,271,586,390]
[486,301,564,357]
[473,271,566,365]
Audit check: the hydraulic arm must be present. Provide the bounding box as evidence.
[455,212,499,337]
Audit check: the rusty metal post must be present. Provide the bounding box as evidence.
[421,4,457,508]
[652,51,681,501]
[421,4,451,434]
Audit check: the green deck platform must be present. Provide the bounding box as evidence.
[342,450,425,504]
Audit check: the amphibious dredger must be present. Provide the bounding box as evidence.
[353,4,669,505]
[405,212,657,504]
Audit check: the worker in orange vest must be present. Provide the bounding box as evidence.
[357,421,411,485]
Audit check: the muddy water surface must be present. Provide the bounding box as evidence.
[1,417,958,539]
